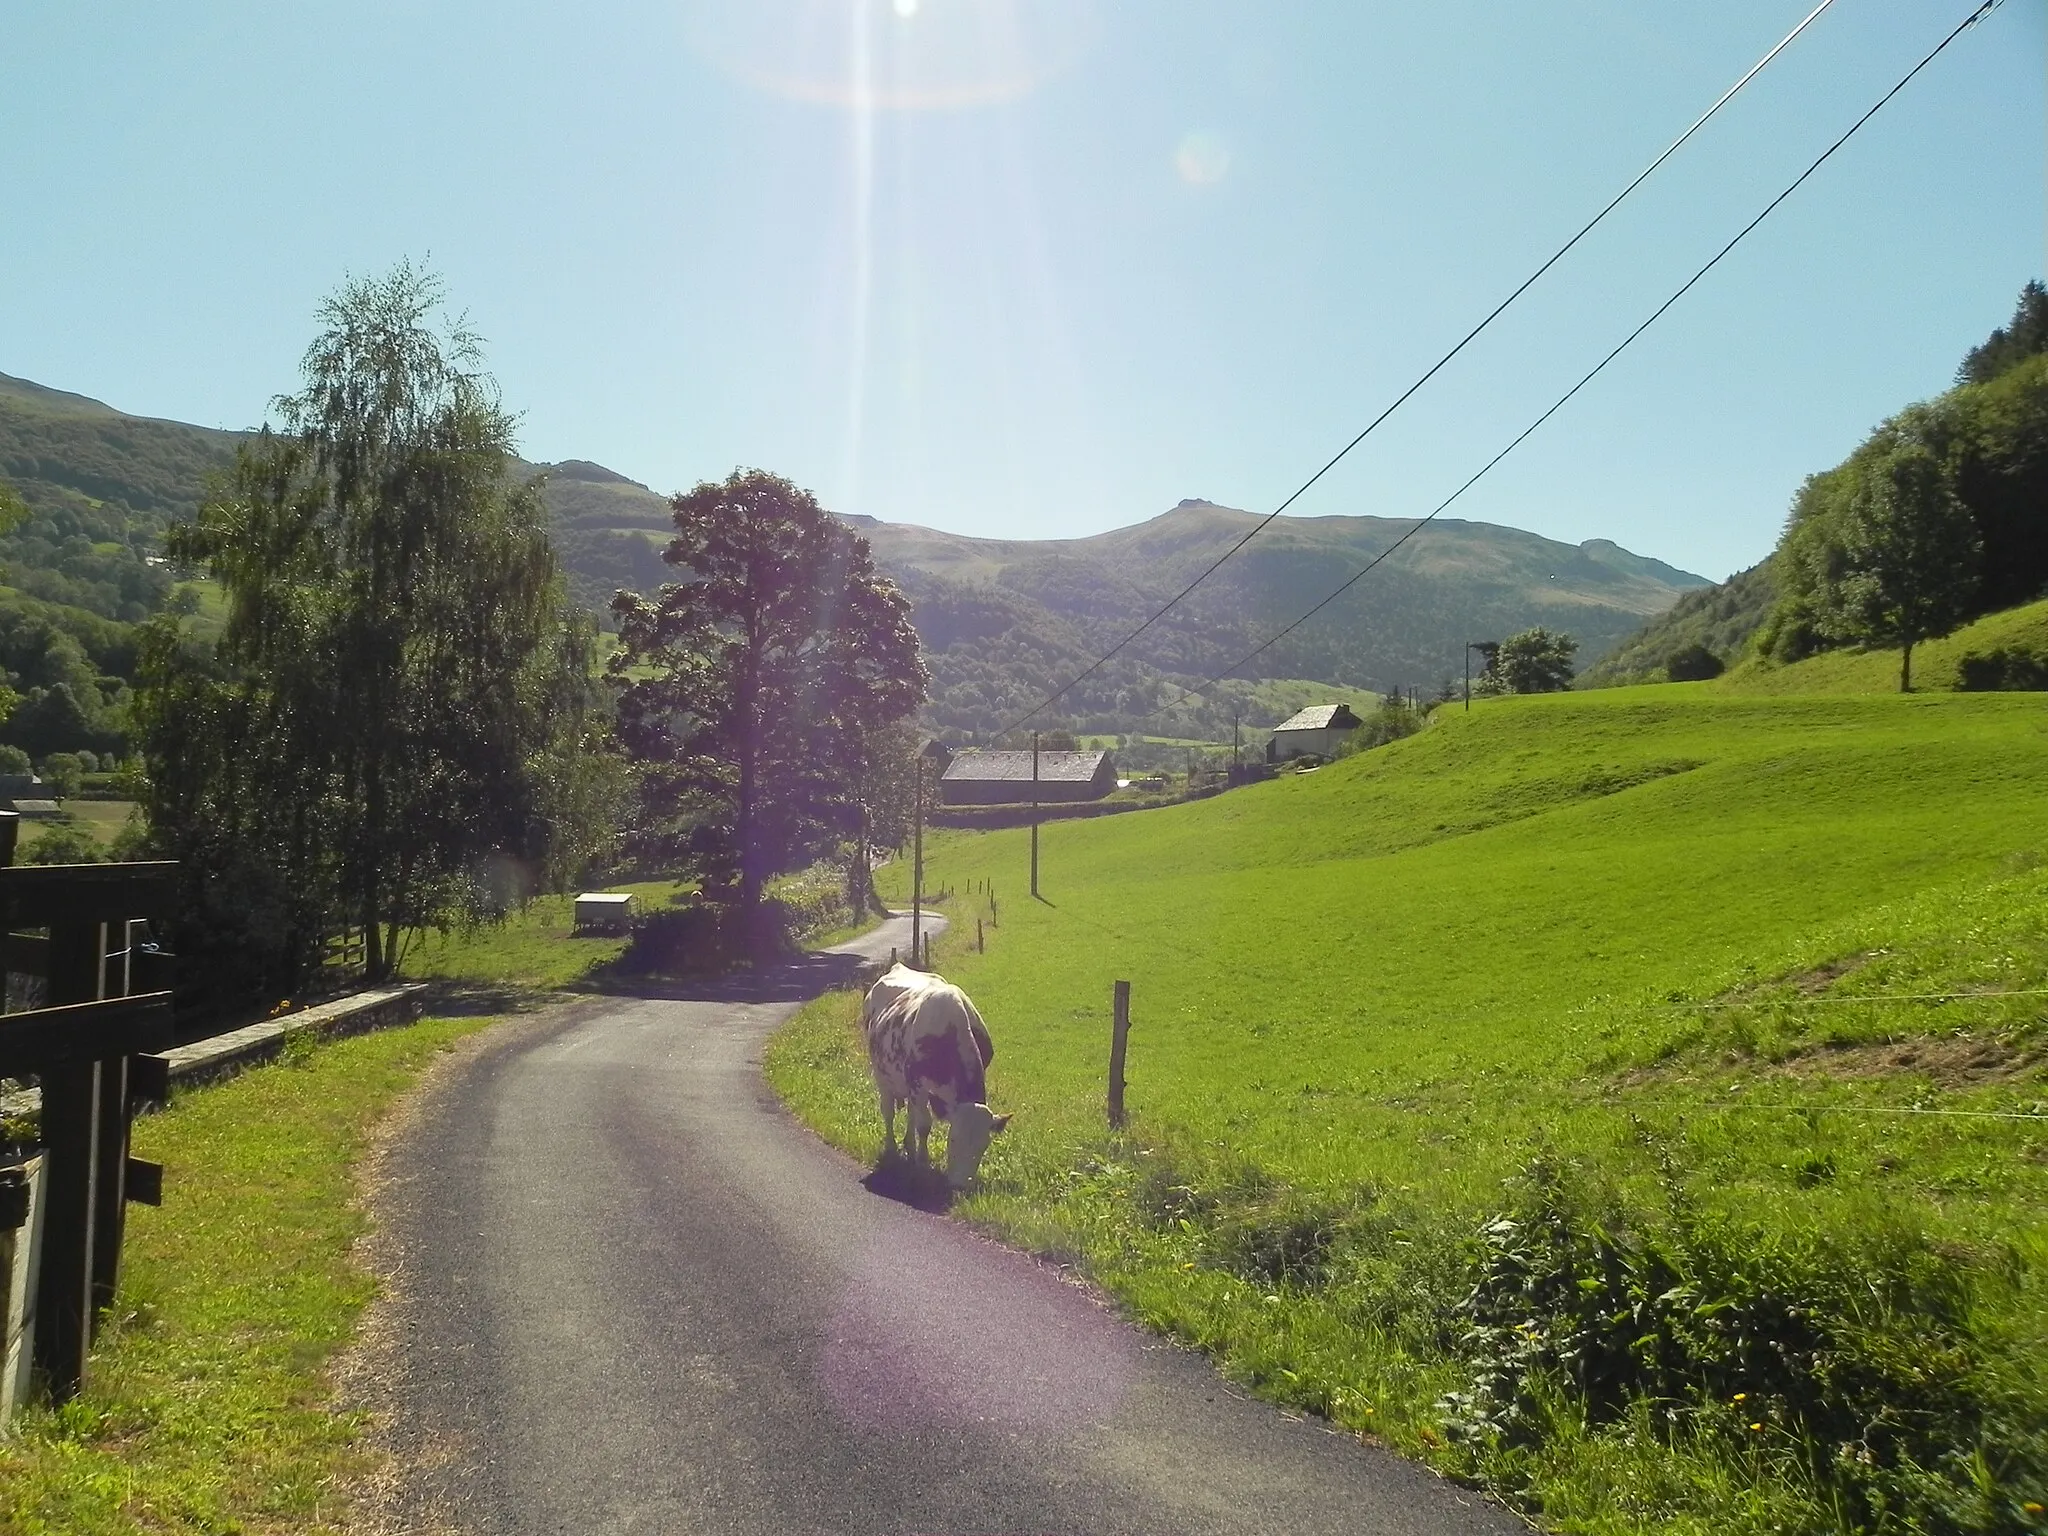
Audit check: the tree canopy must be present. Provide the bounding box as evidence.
[610,470,926,951]
[1776,438,1980,691]
[139,264,611,991]
[1484,628,1577,694]
[1959,279,2048,386]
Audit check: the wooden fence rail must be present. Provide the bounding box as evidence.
[0,858,178,1406]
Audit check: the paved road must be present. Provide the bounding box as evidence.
[371,913,1518,1535]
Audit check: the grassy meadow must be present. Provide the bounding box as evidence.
[0,1013,495,1534]
[768,680,2048,1534]
[400,877,691,991]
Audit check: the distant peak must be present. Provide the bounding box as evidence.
[837,512,881,527]
[546,459,646,488]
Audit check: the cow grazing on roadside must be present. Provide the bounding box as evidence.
[862,962,1010,1188]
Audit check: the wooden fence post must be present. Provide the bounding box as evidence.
[1108,980,1131,1130]
[35,921,101,1400]
[977,918,984,953]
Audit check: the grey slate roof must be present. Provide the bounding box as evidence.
[1273,704,1361,733]
[940,750,1109,784]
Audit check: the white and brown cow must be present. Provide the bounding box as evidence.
[862,962,1010,1188]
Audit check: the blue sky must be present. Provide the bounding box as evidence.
[1,1,2041,580]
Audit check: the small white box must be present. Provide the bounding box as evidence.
[574,892,636,932]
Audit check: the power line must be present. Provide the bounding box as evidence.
[993,0,1843,735]
[1147,0,2003,724]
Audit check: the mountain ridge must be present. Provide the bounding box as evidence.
[0,368,1710,735]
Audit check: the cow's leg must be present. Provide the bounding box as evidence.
[908,1095,933,1166]
[877,1090,900,1160]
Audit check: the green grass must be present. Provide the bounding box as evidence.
[1713,596,2048,696]
[14,802,138,856]
[768,687,2048,1534]
[400,878,690,991]
[0,1012,495,1534]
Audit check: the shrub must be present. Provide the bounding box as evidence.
[1665,643,1726,682]
[22,820,102,865]
[1439,1162,2046,1535]
[0,744,28,776]
[1956,646,2048,692]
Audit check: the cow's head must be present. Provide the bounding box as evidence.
[945,1102,1012,1188]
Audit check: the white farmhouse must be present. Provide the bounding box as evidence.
[1268,703,1363,762]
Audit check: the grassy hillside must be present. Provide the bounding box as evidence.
[770,688,2048,1534]
[1578,560,1779,686]
[1709,597,2048,697]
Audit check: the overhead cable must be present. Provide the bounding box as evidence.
[995,0,1843,733]
[1149,0,2004,722]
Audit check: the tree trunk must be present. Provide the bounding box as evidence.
[1901,639,1914,693]
[363,891,386,982]
[847,804,871,918]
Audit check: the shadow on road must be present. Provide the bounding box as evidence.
[860,1157,957,1214]
[588,946,873,1005]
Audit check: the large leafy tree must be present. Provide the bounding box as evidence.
[1785,440,1981,691]
[139,263,610,989]
[610,470,926,950]
[1484,628,1577,694]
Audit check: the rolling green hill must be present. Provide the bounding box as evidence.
[0,368,1709,741]
[771,684,2048,1534]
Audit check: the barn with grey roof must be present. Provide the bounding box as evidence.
[1268,703,1363,761]
[938,749,1116,806]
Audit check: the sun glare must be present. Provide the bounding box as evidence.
[685,0,1098,111]
[1175,131,1230,187]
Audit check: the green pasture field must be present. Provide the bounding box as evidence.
[0,1013,495,1534]
[401,877,691,992]
[768,682,2048,1534]
[14,800,137,854]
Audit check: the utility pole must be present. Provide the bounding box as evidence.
[1232,712,1241,777]
[911,751,924,966]
[1029,730,1040,899]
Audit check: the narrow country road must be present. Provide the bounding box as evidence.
[367,913,1518,1535]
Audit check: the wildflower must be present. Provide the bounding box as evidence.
[2024,1502,2043,1517]
[1733,1393,1747,1402]
[1749,1422,1764,1432]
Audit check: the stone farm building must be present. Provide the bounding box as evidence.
[939,749,1117,807]
[1268,703,1363,762]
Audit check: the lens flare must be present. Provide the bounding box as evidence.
[686,0,1098,111]
[1175,131,1230,186]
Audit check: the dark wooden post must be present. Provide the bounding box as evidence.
[88,1054,130,1317]
[36,921,101,1399]
[911,754,924,970]
[977,918,984,953]
[1108,980,1131,1130]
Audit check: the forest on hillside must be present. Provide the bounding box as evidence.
[1586,281,2048,687]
